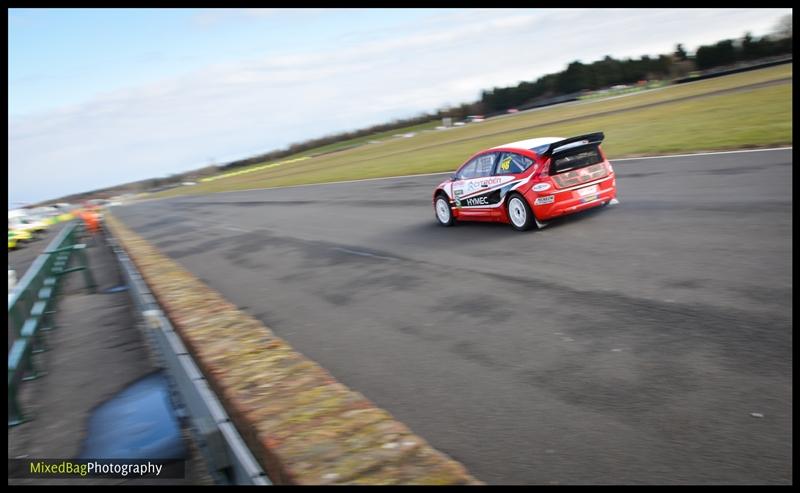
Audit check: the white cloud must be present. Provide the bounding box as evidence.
[190,7,326,28]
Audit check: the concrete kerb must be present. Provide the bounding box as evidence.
[103,213,483,486]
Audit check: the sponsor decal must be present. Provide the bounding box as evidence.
[466,176,506,193]
[454,190,463,197]
[499,156,512,171]
[465,196,489,206]
[534,195,554,205]
[532,182,551,192]
[458,189,503,207]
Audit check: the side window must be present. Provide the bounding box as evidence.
[495,152,533,175]
[474,153,497,177]
[457,154,496,179]
[456,160,478,180]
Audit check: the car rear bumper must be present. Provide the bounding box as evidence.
[528,175,617,220]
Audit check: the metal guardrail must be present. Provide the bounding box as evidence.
[673,56,793,84]
[8,221,97,427]
[106,232,270,485]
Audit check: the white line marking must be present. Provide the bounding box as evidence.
[221,226,248,232]
[613,146,792,161]
[144,146,792,201]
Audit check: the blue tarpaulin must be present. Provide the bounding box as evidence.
[79,372,186,460]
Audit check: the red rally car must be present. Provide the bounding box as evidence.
[432,132,618,231]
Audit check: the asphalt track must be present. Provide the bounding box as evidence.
[114,148,792,485]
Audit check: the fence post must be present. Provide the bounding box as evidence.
[8,339,32,427]
[73,244,96,293]
[8,374,27,427]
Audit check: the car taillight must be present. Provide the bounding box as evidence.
[551,163,609,188]
[552,171,581,188]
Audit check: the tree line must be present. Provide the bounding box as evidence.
[480,30,791,114]
[695,32,792,70]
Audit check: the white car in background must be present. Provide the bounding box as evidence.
[9,211,48,237]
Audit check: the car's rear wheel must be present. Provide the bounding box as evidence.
[507,194,535,231]
[434,195,455,227]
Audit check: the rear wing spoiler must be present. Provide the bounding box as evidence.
[541,132,605,158]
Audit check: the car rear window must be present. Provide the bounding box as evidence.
[550,145,603,174]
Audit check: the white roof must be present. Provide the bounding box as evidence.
[492,137,563,151]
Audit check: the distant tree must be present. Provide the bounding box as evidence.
[595,55,623,87]
[557,61,590,93]
[674,43,688,61]
[741,32,764,60]
[695,39,737,70]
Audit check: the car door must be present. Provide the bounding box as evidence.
[451,152,500,219]
[493,151,537,195]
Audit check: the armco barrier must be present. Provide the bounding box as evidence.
[107,226,271,485]
[104,213,482,485]
[8,221,96,427]
[674,56,792,84]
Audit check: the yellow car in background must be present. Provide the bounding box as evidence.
[8,228,32,249]
[8,215,47,243]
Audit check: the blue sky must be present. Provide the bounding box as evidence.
[8,8,791,206]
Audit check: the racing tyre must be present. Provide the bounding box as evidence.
[507,194,535,231]
[434,195,455,227]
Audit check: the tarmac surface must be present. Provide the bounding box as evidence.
[112,149,792,484]
[8,226,214,485]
